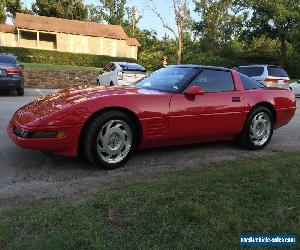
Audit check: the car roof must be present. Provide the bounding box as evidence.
[0,53,16,58]
[113,62,141,66]
[168,64,231,71]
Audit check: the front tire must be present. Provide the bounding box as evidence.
[82,111,136,170]
[238,106,274,150]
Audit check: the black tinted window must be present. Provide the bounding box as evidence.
[191,69,234,93]
[235,66,264,77]
[240,73,265,90]
[267,66,288,77]
[0,55,17,64]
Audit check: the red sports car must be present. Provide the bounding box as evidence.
[7,65,296,169]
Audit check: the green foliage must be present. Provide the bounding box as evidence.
[0,0,6,23]
[86,4,103,23]
[243,0,300,66]
[246,0,300,37]
[1,152,300,248]
[0,46,137,68]
[193,0,248,47]
[5,0,31,19]
[21,62,100,71]
[249,36,280,56]
[97,0,127,25]
[31,0,88,20]
[291,24,300,53]
[138,50,164,72]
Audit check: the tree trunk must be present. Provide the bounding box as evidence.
[177,35,182,64]
[280,34,286,68]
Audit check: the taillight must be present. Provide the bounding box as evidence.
[284,80,290,84]
[6,68,22,75]
[264,78,278,84]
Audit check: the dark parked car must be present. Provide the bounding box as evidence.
[0,54,24,96]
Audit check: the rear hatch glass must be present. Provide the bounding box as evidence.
[120,63,147,73]
[267,66,288,77]
[235,66,264,77]
[0,55,17,65]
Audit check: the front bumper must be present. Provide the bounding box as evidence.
[7,119,83,156]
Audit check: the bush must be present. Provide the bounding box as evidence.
[0,46,137,68]
[286,53,300,79]
[138,50,164,71]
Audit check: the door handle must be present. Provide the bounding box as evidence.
[232,97,241,102]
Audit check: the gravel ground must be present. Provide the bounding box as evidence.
[0,88,299,209]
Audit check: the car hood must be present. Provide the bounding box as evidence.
[13,85,156,126]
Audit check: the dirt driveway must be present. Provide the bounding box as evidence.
[0,88,299,209]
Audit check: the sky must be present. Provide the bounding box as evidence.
[21,0,197,38]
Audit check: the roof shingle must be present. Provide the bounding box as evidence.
[0,24,15,33]
[126,38,140,46]
[15,13,128,40]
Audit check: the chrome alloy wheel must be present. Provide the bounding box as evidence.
[97,120,132,164]
[250,112,271,146]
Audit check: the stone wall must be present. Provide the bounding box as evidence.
[23,68,99,89]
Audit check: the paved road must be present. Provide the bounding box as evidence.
[0,88,299,209]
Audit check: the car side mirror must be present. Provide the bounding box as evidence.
[185,86,205,96]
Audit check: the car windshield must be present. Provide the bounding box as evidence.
[136,67,200,93]
[0,55,17,65]
[103,63,116,72]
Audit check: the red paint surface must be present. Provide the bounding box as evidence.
[8,70,296,156]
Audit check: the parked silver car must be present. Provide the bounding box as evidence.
[289,80,300,97]
[234,65,290,88]
[96,62,147,86]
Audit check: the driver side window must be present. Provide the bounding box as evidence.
[191,69,235,93]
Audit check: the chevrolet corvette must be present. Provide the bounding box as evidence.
[8,65,296,169]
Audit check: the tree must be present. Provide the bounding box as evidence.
[149,0,191,64]
[96,0,127,25]
[87,4,103,23]
[6,0,31,19]
[32,0,88,21]
[193,0,248,48]
[0,0,6,23]
[244,0,300,67]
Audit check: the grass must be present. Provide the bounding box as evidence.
[20,62,101,72]
[1,152,300,249]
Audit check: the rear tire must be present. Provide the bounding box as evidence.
[237,106,274,150]
[17,88,24,96]
[82,111,137,170]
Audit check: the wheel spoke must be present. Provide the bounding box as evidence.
[96,119,132,164]
[249,111,272,146]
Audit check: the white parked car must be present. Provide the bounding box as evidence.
[289,80,300,97]
[97,62,147,86]
[234,65,290,88]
